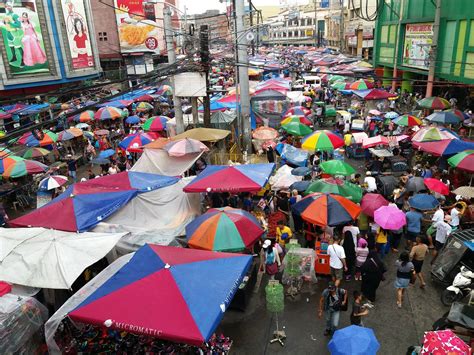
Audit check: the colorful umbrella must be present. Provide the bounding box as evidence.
[412,126,458,142]
[68,244,251,345]
[374,205,406,230]
[305,178,363,202]
[262,140,277,150]
[320,160,355,176]
[349,79,374,90]
[252,126,278,140]
[125,115,141,124]
[186,207,264,252]
[136,102,154,112]
[284,106,311,117]
[368,109,381,116]
[38,175,68,190]
[362,135,389,148]
[424,178,449,195]
[302,130,344,151]
[360,193,389,217]
[417,96,451,110]
[0,147,12,159]
[75,123,90,129]
[183,163,275,193]
[58,127,84,141]
[393,114,422,127]
[426,111,461,125]
[445,109,468,121]
[421,330,470,355]
[98,149,116,159]
[143,116,168,131]
[118,133,153,153]
[328,325,380,355]
[331,81,350,90]
[275,143,308,167]
[292,193,361,227]
[17,130,58,147]
[281,115,312,126]
[353,89,397,100]
[329,75,344,83]
[156,84,173,96]
[408,194,439,211]
[11,172,179,232]
[97,100,133,108]
[23,147,50,159]
[134,94,155,102]
[94,107,123,120]
[163,138,209,157]
[2,157,48,178]
[94,129,110,136]
[448,150,474,172]
[452,186,474,199]
[384,111,399,119]
[281,121,312,136]
[73,110,95,123]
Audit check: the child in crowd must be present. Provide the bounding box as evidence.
[355,238,369,281]
[351,291,369,326]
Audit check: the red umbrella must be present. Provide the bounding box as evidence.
[360,193,389,217]
[424,178,449,195]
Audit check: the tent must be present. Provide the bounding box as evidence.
[269,164,302,190]
[251,89,290,128]
[210,111,236,129]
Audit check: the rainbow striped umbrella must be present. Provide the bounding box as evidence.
[156,85,172,96]
[57,127,84,141]
[284,106,311,117]
[23,147,50,159]
[349,79,374,90]
[2,156,48,178]
[186,207,264,252]
[393,114,422,126]
[281,121,312,136]
[73,110,95,122]
[418,97,451,110]
[281,115,312,126]
[412,126,458,142]
[17,130,58,147]
[0,147,12,159]
[302,130,344,151]
[94,107,123,120]
[118,133,153,153]
[448,150,474,172]
[143,116,168,131]
[426,111,461,125]
[136,102,154,112]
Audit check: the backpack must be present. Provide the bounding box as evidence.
[265,249,275,265]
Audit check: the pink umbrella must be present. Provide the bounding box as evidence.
[360,193,389,217]
[164,138,209,157]
[421,329,470,354]
[374,205,406,230]
[362,135,389,148]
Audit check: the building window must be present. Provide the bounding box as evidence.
[98,32,108,41]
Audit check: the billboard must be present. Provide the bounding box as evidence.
[0,0,51,76]
[114,0,160,53]
[60,0,94,70]
[402,23,433,70]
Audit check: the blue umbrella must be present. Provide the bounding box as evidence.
[385,111,399,119]
[98,149,116,159]
[426,111,461,125]
[328,325,380,355]
[125,115,140,124]
[289,180,311,193]
[90,157,110,165]
[291,167,311,176]
[408,193,440,211]
[275,143,308,167]
[370,116,383,121]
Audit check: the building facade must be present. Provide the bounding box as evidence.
[344,0,376,57]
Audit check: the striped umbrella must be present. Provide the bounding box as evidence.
[426,111,461,125]
[118,133,153,153]
[0,147,12,159]
[393,114,422,127]
[448,150,474,172]
[445,109,468,121]
[94,107,123,120]
[17,130,58,147]
[305,178,363,202]
[2,156,48,178]
[58,128,84,141]
[349,79,374,90]
[320,160,355,176]
[417,97,451,110]
[412,126,458,142]
[143,116,168,131]
[23,147,50,159]
[73,110,95,122]
[281,121,312,136]
[302,130,344,151]
[186,207,264,252]
[136,102,154,112]
[284,106,311,117]
[281,115,312,126]
[164,138,209,157]
[38,175,68,190]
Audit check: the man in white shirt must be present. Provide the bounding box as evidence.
[364,171,377,192]
[432,219,452,262]
[450,206,461,229]
[426,205,445,248]
[328,236,347,287]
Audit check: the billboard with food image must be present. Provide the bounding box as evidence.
[115,0,160,53]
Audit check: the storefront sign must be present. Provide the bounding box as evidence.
[60,0,94,70]
[114,0,160,53]
[0,0,51,76]
[402,23,433,70]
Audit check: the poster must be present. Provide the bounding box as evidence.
[114,0,160,53]
[0,0,50,76]
[402,23,433,70]
[60,0,94,70]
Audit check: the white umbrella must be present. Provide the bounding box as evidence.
[0,228,126,289]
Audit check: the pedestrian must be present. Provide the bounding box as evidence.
[328,235,348,287]
[318,281,348,336]
[108,163,119,175]
[350,290,369,326]
[405,207,423,249]
[360,250,386,303]
[375,226,388,259]
[342,230,356,281]
[409,236,428,289]
[431,217,452,263]
[394,251,415,308]
[260,239,281,280]
[66,155,77,182]
[355,238,369,281]
[266,145,275,163]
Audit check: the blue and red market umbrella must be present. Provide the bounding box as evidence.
[118,133,153,152]
[68,244,252,346]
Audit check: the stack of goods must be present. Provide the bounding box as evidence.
[267,211,286,239]
[265,282,284,313]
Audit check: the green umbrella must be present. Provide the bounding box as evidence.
[329,75,344,83]
[281,121,312,136]
[331,81,348,90]
[305,178,362,202]
[448,150,474,172]
[320,159,356,176]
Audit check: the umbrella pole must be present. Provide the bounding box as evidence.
[270,313,286,346]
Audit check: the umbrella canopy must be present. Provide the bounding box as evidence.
[75,123,90,129]
[452,186,474,199]
[10,172,179,232]
[73,110,95,122]
[23,147,50,159]
[98,149,116,159]
[424,178,449,195]
[291,166,311,176]
[406,176,427,193]
[289,180,311,193]
[68,244,252,346]
[281,115,312,126]
[353,89,397,100]
[418,96,451,110]
[320,160,356,176]
[17,130,58,147]
[119,133,153,153]
[143,116,168,131]
[408,194,440,211]
[412,126,458,142]
[275,143,308,167]
[134,94,155,102]
[58,127,84,141]
[0,228,125,289]
[186,207,264,251]
[38,175,68,190]
[0,147,12,159]
[281,121,312,136]
[360,193,389,217]
[184,164,275,193]
[94,107,123,120]
[302,130,344,151]
[369,109,381,115]
[384,111,399,119]
[329,75,344,83]
[374,205,406,230]
[164,138,209,157]
[305,178,363,202]
[426,111,461,125]
[349,79,374,90]
[210,111,235,125]
[172,128,230,142]
[262,140,277,150]
[448,150,474,172]
[284,106,311,117]
[362,135,389,148]
[97,100,133,108]
[125,115,141,124]
[328,325,380,355]
[2,156,48,178]
[292,193,361,227]
[136,101,154,112]
[90,157,110,165]
[331,81,350,90]
[143,137,172,149]
[445,109,468,121]
[421,329,470,354]
[252,126,279,140]
[393,114,422,127]
[94,129,110,136]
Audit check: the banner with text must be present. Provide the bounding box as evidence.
[402,23,433,70]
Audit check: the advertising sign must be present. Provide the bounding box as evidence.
[0,0,50,76]
[114,0,160,53]
[402,23,433,70]
[60,0,94,70]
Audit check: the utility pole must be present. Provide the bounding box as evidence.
[200,25,211,127]
[426,0,441,98]
[164,7,184,134]
[249,0,255,56]
[314,0,318,47]
[339,0,344,53]
[391,0,404,92]
[235,0,251,154]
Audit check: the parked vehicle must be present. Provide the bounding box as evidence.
[441,266,474,306]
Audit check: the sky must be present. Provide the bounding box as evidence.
[181,0,309,15]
